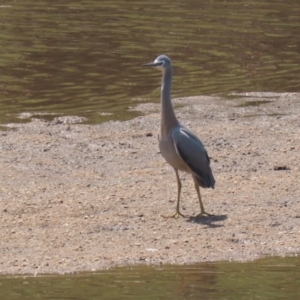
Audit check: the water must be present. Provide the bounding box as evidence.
[0,256,299,299]
[0,0,299,124]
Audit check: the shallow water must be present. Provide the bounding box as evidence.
[0,0,299,124]
[0,256,299,299]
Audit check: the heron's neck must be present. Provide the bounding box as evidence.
[160,68,179,136]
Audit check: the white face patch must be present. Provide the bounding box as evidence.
[154,60,164,70]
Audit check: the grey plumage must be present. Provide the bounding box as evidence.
[143,55,215,218]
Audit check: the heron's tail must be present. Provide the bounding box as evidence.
[195,171,215,189]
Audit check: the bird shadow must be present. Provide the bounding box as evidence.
[186,214,227,228]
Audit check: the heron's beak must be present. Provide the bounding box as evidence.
[142,61,163,67]
[142,62,156,67]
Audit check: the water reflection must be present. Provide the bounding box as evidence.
[0,256,299,299]
[0,0,299,124]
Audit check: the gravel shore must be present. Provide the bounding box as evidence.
[0,92,299,275]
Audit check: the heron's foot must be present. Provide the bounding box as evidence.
[195,211,214,219]
[162,211,186,219]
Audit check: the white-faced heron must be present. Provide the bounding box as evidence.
[143,55,215,218]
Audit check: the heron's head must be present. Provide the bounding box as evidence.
[143,55,172,72]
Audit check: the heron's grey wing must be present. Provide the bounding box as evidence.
[172,127,215,188]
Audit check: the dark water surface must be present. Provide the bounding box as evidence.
[0,1,299,124]
[0,256,299,299]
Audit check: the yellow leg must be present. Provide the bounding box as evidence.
[163,169,186,218]
[193,176,213,218]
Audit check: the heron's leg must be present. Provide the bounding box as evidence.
[163,169,186,218]
[193,176,213,218]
